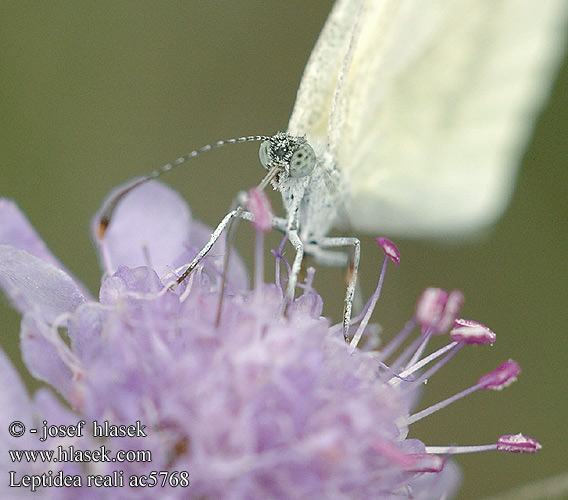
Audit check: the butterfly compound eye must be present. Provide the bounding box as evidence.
[289,143,316,178]
[258,140,272,169]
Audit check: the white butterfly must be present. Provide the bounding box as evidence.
[98,0,567,337]
[288,0,567,238]
[259,0,567,334]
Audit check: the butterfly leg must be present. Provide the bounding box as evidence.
[277,200,307,301]
[242,210,305,302]
[285,228,305,301]
[176,206,250,285]
[306,244,349,267]
[178,203,290,286]
[311,235,361,341]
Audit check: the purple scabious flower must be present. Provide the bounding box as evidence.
[0,182,538,499]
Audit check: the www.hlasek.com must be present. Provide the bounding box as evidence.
[7,419,190,492]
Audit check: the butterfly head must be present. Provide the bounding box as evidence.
[258,132,316,183]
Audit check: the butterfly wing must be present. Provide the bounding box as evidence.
[287,0,363,140]
[291,0,568,237]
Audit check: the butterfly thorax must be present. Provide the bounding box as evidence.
[259,132,344,242]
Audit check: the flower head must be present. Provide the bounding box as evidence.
[0,181,538,499]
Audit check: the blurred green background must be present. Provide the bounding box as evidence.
[1,2,566,499]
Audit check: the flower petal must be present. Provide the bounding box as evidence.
[0,199,93,301]
[93,180,249,290]
[0,349,42,496]
[0,198,63,268]
[0,348,33,433]
[0,245,86,322]
[20,314,79,402]
[92,180,193,277]
[407,460,462,500]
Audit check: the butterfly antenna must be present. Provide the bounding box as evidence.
[96,135,270,239]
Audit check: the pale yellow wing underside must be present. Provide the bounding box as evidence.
[288,0,567,236]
